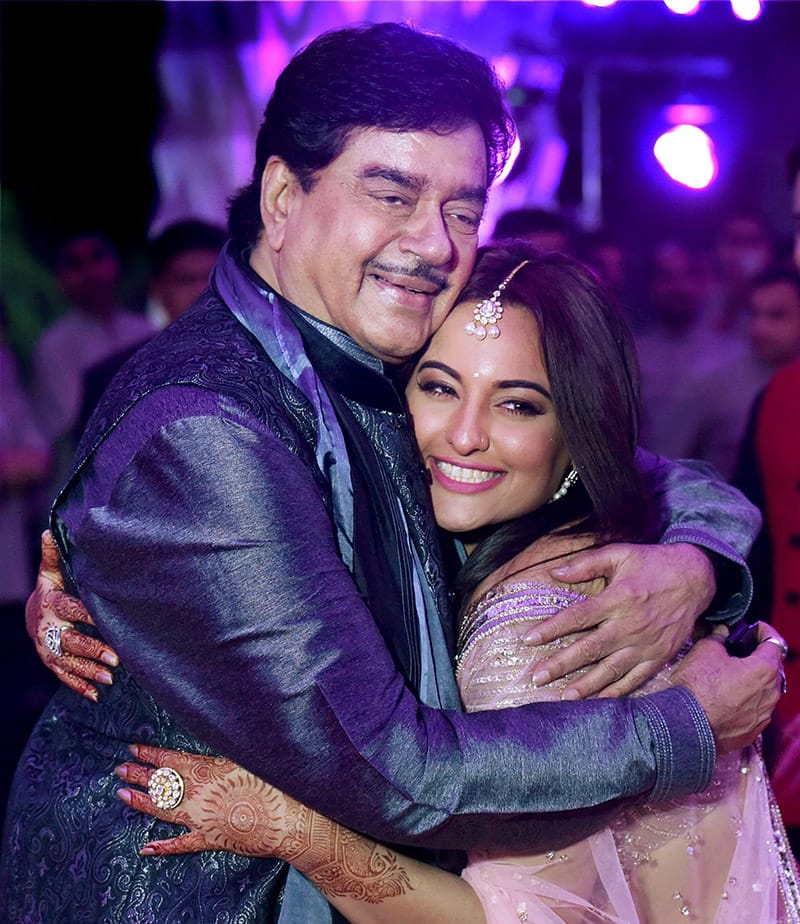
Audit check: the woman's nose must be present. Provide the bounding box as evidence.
[445,405,489,455]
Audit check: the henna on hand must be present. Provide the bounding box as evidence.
[119,745,412,904]
[27,530,119,700]
[278,805,412,904]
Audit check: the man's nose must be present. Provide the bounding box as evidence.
[398,206,454,268]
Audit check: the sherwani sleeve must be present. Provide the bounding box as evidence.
[636,448,760,622]
[55,386,715,853]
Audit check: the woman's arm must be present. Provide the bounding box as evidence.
[117,745,485,924]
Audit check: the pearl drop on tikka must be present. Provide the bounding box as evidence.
[465,298,503,340]
[464,259,530,341]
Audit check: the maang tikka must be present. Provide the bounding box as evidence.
[465,259,531,340]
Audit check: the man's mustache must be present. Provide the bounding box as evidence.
[367,260,450,293]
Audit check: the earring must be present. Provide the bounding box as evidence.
[549,466,579,503]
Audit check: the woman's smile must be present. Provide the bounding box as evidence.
[430,457,505,493]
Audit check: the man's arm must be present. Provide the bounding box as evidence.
[46,390,778,853]
[521,451,761,699]
[641,450,759,620]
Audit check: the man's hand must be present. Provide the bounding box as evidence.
[669,624,786,753]
[527,543,716,699]
[27,530,119,701]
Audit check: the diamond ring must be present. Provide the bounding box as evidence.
[44,623,67,658]
[147,766,185,811]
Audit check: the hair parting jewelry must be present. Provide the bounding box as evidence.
[548,466,579,503]
[464,259,531,340]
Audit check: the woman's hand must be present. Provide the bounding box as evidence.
[116,744,302,857]
[526,542,715,699]
[27,530,119,701]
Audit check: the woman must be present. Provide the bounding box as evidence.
[111,244,799,922]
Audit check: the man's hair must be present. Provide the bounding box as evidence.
[787,143,800,187]
[228,21,515,246]
[51,230,119,271]
[148,220,227,278]
[453,241,654,608]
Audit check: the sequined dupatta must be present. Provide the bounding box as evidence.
[457,579,800,924]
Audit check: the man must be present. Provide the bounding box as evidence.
[144,218,229,329]
[635,237,716,459]
[31,231,157,447]
[2,23,782,924]
[73,219,228,436]
[670,265,800,480]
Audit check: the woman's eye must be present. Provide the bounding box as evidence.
[500,400,543,417]
[418,380,456,398]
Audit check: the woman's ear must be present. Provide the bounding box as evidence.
[260,157,298,251]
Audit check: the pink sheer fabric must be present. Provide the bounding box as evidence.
[457,580,800,924]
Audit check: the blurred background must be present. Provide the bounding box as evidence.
[3,0,799,255]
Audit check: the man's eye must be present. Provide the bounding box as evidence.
[374,193,412,208]
[446,210,481,231]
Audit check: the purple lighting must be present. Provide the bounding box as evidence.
[731,0,762,21]
[664,0,701,14]
[654,124,718,189]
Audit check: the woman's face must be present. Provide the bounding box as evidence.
[406,299,571,539]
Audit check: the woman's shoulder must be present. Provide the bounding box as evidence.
[470,533,607,604]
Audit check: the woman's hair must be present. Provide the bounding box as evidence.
[227,21,514,246]
[453,240,656,609]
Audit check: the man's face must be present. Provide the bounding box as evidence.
[262,125,488,364]
[649,242,705,325]
[56,235,120,318]
[716,217,772,284]
[749,279,800,367]
[152,248,219,322]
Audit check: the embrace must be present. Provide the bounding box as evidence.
[2,21,796,924]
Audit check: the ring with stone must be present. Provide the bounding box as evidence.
[44,623,67,658]
[764,636,790,659]
[148,766,185,810]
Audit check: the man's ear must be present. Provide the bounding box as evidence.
[260,157,299,251]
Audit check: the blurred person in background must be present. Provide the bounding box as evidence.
[674,265,800,481]
[32,231,155,445]
[73,219,227,436]
[634,238,715,460]
[144,219,229,330]
[30,231,155,502]
[706,206,776,344]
